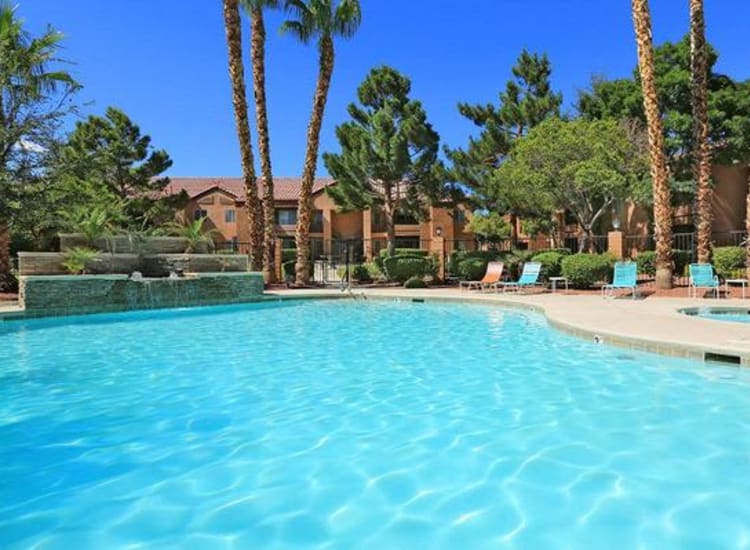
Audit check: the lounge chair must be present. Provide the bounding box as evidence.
[501,262,542,293]
[459,261,504,291]
[689,263,720,299]
[602,261,638,299]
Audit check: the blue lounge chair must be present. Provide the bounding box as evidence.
[602,261,638,299]
[501,262,541,293]
[689,263,720,299]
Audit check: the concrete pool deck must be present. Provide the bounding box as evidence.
[268,288,750,366]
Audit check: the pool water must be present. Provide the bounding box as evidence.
[2,300,750,548]
[690,308,750,324]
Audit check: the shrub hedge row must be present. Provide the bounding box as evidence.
[560,253,616,288]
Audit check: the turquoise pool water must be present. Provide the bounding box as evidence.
[2,299,750,548]
[687,307,750,324]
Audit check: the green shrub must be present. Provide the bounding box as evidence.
[531,251,566,279]
[447,250,501,277]
[714,246,745,278]
[61,247,99,275]
[533,247,572,256]
[635,251,656,276]
[404,276,427,288]
[561,253,615,288]
[672,249,692,277]
[365,261,383,280]
[350,264,372,282]
[375,248,428,270]
[282,260,296,281]
[383,256,428,282]
[456,257,489,281]
[281,248,297,263]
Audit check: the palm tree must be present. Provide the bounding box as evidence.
[242,0,280,284]
[222,0,264,271]
[690,0,712,265]
[282,0,361,285]
[0,4,77,291]
[631,0,673,289]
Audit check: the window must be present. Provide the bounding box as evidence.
[394,209,418,225]
[310,210,324,233]
[395,236,421,249]
[280,237,296,249]
[454,209,466,224]
[276,208,297,226]
[193,209,207,221]
[225,209,236,223]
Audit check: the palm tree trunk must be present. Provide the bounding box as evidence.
[0,222,11,292]
[250,7,276,284]
[295,35,334,286]
[222,0,263,271]
[690,0,712,264]
[632,0,673,289]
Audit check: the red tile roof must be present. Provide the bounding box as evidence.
[162,177,334,203]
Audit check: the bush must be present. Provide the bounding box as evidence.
[404,276,427,288]
[282,260,296,281]
[61,247,100,275]
[533,247,572,256]
[714,246,745,278]
[561,253,615,288]
[281,248,297,263]
[383,256,428,282]
[455,257,489,281]
[365,261,383,280]
[672,249,692,277]
[447,250,501,277]
[635,251,656,276]
[350,264,371,282]
[375,248,428,270]
[531,251,566,280]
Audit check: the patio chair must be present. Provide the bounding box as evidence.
[688,263,720,299]
[459,261,504,291]
[602,261,638,299]
[501,262,542,293]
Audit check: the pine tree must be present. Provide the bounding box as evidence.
[323,66,447,256]
[447,50,562,242]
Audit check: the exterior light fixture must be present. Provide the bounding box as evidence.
[435,226,443,237]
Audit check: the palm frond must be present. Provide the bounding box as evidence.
[334,0,361,38]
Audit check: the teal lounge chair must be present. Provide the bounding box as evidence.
[501,262,541,293]
[602,261,638,299]
[689,263,720,299]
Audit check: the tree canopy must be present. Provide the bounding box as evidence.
[446,50,562,235]
[323,65,448,254]
[496,118,649,251]
[58,107,186,230]
[578,35,750,183]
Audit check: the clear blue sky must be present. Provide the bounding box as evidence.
[18,0,750,178]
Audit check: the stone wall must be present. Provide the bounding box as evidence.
[58,234,209,254]
[17,252,247,276]
[19,273,264,316]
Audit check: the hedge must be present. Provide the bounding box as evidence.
[636,249,692,276]
[383,256,428,283]
[561,253,615,288]
[456,257,490,281]
[714,246,745,278]
[531,251,566,279]
[404,276,427,288]
[447,250,501,277]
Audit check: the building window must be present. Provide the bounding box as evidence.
[225,209,236,223]
[276,208,297,226]
[394,208,418,225]
[193,209,207,221]
[454,209,466,224]
[395,236,421,249]
[310,210,324,233]
[280,237,296,249]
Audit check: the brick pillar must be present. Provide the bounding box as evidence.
[323,209,332,257]
[431,235,445,280]
[608,230,624,259]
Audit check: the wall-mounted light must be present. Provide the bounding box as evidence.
[435,226,443,237]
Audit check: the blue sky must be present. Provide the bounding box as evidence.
[18,0,750,178]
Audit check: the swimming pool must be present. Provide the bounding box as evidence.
[2,299,750,548]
